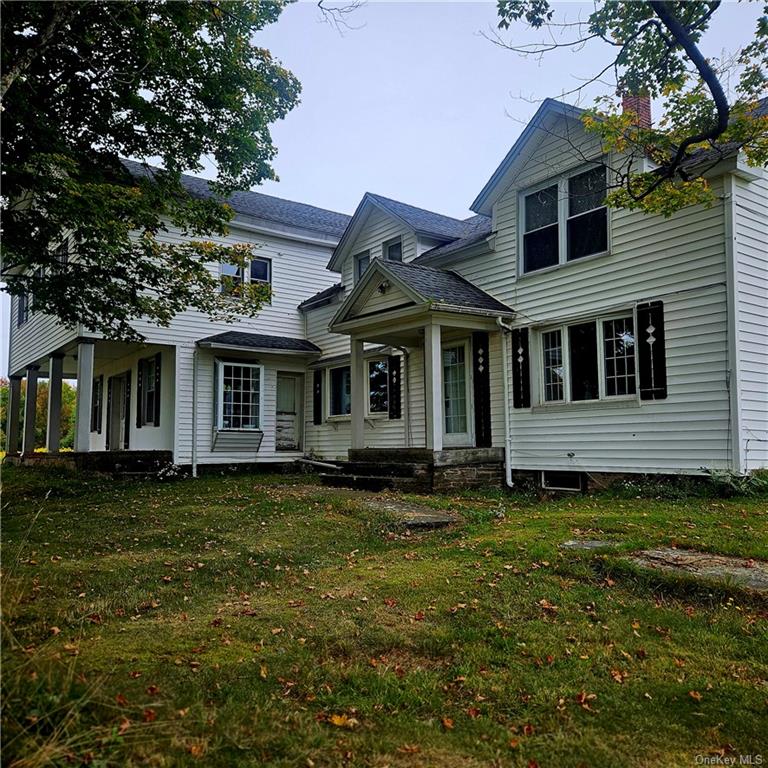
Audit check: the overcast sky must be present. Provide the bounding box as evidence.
[1,0,760,375]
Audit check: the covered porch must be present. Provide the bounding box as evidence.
[327,259,515,489]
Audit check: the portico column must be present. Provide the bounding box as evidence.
[424,322,443,451]
[5,375,22,455]
[74,341,95,452]
[46,354,65,453]
[350,336,365,450]
[22,365,40,455]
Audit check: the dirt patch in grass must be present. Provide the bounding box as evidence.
[627,547,768,593]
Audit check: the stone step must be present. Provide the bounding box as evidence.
[319,473,429,493]
[334,461,431,478]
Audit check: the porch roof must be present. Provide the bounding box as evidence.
[196,331,321,355]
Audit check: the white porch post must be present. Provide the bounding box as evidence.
[5,375,22,455]
[350,336,365,450]
[46,354,64,453]
[74,341,95,452]
[22,365,40,455]
[424,322,443,451]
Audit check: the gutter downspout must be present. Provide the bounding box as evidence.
[394,346,410,447]
[191,348,198,478]
[496,316,514,489]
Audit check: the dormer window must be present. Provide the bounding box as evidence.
[521,165,608,274]
[384,237,402,262]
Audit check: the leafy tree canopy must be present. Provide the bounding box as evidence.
[1,0,299,341]
[496,0,768,215]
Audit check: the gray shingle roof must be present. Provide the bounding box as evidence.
[367,193,476,240]
[123,159,351,238]
[196,331,320,353]
[382,261,513,314]
[414,216,493,263]
[298,283,345,311]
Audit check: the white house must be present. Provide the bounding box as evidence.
[6,98,767,489]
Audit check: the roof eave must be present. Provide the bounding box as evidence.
[196,341,321,356]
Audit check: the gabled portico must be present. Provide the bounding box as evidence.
[330,259,514,459]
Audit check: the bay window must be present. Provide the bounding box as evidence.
[218,362,262,430]
[540,314,636,403]
[521,165,608,274]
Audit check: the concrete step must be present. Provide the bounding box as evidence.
[334,461,431,478]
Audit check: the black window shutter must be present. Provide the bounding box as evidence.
[136,360,144,428]
[637,301,667,400]
[153,352,162,426]
[472,332,492,446]
[511,328,531,409]
[105,377,113,450]
[312,370,323,425]
[387,355,402,420]
[123,370,131,448]
[97,375,103,434]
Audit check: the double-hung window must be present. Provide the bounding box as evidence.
[521,165,608,274]
[354,251,371,283]
[384,237,402,262]
[221,256,272,294]
[329,366,351,416]
[17,292,30,327]
[368,359,388,414]
[138,354,161,427]
[540,314,636,403]
[218,362,262,430]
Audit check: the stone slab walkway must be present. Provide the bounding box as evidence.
[360,498,461,529]
[627,547,768,593]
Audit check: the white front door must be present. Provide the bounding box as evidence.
[442,341,473,447]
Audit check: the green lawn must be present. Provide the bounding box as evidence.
[2,466,767,767]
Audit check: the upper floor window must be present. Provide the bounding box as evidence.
[221,256,272,294]
[540,314,636,403]
[17,292,30,327]
[384,237,402,262]
[521,165,608,274]
[354,250,370,283]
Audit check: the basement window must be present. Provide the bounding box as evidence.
[541,471,583,492]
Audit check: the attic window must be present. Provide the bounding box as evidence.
[384,237,402,262]
[354,251,370,282]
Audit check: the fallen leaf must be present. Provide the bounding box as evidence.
[441,717,454,731]
[143,708,157,723]
[118,717,131,735]
[688,690,703,702]
[115,693,129,707]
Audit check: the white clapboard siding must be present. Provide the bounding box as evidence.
[8,297,79,375]
[449,123,735,473]
[89,345,175,452]
[340,207,417,289]
[734,172,768,471]
[305,301,350,359]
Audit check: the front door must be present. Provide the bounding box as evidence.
[442,342,473,447]
[107,372,130,451]
[276,374,302,451]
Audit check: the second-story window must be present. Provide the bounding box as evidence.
[354,251,370,282]
[521,165,608,274]
[384,237,402,262]
[221,256,272,294]
[17,292,30,327]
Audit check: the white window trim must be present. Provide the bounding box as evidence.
[517,162,611,277]
[326,364,352,420]
[216,360,265,431]
[366,357,389,418]
[383,236,403,262]
[534,310,639,407]
[220,256,273,292]
[353,250,371,284]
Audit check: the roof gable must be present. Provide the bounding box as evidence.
[470,98,586,216]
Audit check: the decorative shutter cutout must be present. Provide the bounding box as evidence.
[312,370,323,425]
[472,331,492,447]
[153,352,162,426]
[136,361,143,428]
[387,355,401,420]
[511,328,531,409]
[637,301,667,400]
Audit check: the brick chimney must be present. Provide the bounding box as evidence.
[622,94,652,129]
